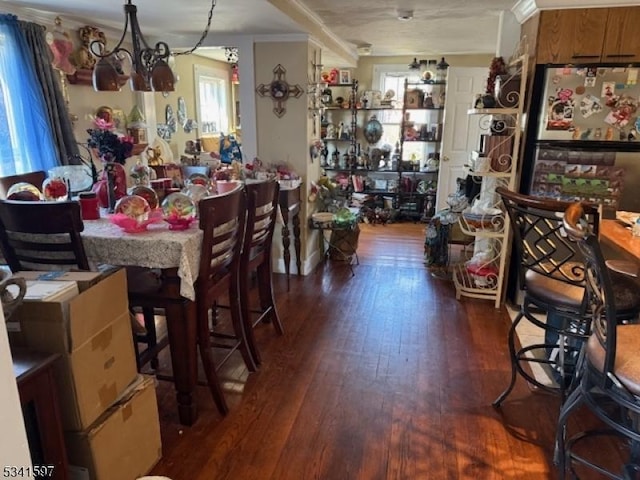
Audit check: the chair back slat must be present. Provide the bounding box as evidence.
[496,187,599,289]
[0,200,89,271]
[197,185,246,286]
[244,180,280,260]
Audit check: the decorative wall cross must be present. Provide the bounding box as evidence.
[256,64,303,118]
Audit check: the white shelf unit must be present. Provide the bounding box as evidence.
[452,50,528,308]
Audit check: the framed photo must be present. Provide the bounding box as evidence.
[111,108,126,132]
[339,70,351,85]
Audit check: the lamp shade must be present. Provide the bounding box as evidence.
[130,71,151,92]
[150,60,175,92]
[93,58,121,92]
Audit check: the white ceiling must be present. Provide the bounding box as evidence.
[2,0,522,64]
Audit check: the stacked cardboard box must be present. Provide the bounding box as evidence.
[7,269,162,479]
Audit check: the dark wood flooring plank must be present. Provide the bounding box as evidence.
[149,222,623,480]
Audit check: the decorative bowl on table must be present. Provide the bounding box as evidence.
[48,165,93,194]
[129,185,159,210]
[110,195,162,233]
[183,184,209,206]
[311,212,334,227]
[161,192,197,230]
[42,177,69,201]
[6,182,42,201]
[185,173,212,189]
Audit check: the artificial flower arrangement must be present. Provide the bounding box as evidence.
[87,117,134,165]
[87,117,134,210]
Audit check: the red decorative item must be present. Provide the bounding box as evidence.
[42,177,68,201]
[92,163,127,208]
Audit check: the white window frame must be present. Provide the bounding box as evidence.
[194,64,231,136]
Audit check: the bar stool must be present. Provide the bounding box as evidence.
[555,202,640,479]
[239,180,284,366]
[493,188,640,407]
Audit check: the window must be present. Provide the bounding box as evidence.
[0,17,58,177]
[194,64,230,136]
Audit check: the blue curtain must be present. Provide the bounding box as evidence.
[0,14,58,176]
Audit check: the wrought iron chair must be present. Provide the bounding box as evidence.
[239,179,284,366]
[555,202,640,479]
[0,199,90,271]
[493,188,639,407]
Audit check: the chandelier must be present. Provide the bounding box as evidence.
[91,0,217,92]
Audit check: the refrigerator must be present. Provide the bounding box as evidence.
[521,64,640,214]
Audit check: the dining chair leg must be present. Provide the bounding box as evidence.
[240,270,262,366]
[197,307,229,416]
[142,308,159,370]
[257,261,284,335]
[230,279,258,372]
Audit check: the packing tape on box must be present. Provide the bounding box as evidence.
[122,403,133,422]
[91,325,113,351]
[98,382,118,409]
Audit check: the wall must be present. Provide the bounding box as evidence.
[254,40,321,274]
[353,54,495,92]
[153,54,232,161]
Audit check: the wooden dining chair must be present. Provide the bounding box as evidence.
[0,171,46,199]
[239,179,284,367]
[0,199,90,272]
[128,184,255,415]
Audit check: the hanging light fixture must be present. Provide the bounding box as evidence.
[91,0,217,92]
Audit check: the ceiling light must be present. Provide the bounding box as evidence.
[397,9,413,21]
[91,0,217,92]
[357,44,372,56]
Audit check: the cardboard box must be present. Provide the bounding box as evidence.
[8,268,137,430]
[66,375,162,480]
[14,270,103,293]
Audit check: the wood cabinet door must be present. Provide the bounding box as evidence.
[602,7,640,62]
[537,9,607,64]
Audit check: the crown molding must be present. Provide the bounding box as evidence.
[267,0,357,66]
[512,0,640,23]
[1,3,126,45]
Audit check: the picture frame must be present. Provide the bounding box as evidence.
[339,70,351,85]
[111,108,126,132]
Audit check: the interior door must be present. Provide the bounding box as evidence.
[437,67,488,212]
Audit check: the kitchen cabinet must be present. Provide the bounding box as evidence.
[535,7,640,64]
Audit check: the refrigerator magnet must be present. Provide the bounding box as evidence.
[602,81,615,98]
[627,69,638,85]
[585,76,596,88]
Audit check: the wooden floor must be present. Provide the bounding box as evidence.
[150,222,623,480]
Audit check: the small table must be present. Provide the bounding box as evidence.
[309,217,359,276]
[13,349,68,480]
[279,185,302,291]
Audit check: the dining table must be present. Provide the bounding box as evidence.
[80,217,203,426]
[600,219,640,262]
